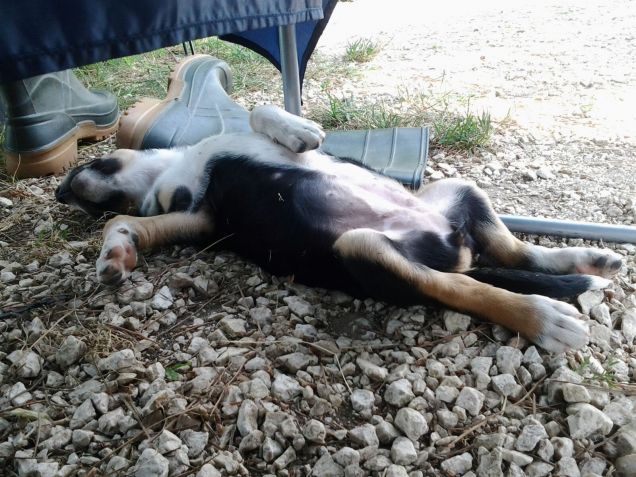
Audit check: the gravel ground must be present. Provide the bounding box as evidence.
[1,1,636,476]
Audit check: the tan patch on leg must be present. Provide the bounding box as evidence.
[475,216,531,268]
[104,210,214,250]
[454,245,473,272]
[421,270,544,340]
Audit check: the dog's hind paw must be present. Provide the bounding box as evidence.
[574,249,623,278]
[530,295,590,353]
[548,247,624,278]
[97,223,138,285]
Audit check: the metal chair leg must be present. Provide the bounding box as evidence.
[500,215,636,243]
[278,24,302,116]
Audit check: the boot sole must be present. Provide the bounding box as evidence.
[117,54,231,149]
[5,120,119,178]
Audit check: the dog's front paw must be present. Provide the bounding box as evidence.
[96,223,138,285]
[529,295,590,353]
[251,105,325,153]
[278,116,326,153]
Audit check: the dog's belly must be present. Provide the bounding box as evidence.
[301,152,454,237]
[331,181,453,239]
[208,155,460,285]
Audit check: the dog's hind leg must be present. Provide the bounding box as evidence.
[417,179,623,278]
[334,228,590,353]
[96,211,213,284]
[249,105,325,153]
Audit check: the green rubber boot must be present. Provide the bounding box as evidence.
[1,70,119,178]
[0,70,119,178]
[117,54,251,150]
[320,127,429,189]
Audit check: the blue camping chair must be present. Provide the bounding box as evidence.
[0,0,336,115]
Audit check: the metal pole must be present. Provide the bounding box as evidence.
[499,215,636,244]
[278,24,302,116]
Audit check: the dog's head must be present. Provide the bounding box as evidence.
[55,149,142,217]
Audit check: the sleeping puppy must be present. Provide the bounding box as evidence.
[56,105,623,353]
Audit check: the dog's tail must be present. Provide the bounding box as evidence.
[465,268,607,298]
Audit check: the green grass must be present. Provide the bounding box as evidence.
[576,355,620,388]
[344,38,383,63]
[23,224,73,261]
[308,91,493,151]
[165,361,191,381]
[194,37,278,93]
[73,38,280,110]
[305,51,360,91]
[75,50,174,110]
[433,108,492,151]
[310,94,405,130]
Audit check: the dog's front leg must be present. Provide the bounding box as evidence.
[96,211,213,284]
[249,105,325,153]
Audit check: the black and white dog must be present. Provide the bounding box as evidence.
[56,105,623,353]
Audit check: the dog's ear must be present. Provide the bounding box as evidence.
[68,155,126,203]
[82,149,138,177]
[85,156,123,176]
[103,149,139,168]
[56,151,138,216]
[67,167,113,203]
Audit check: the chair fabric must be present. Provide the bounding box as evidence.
[0,0,333,84]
